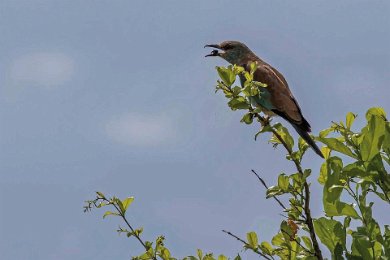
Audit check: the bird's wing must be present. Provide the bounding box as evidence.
[251,63,306,125]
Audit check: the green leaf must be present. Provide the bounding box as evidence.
[227,97,250,110]
[246,232,259,249]
[271,232,284,247]
[160,249,171,260]
[346,112,357,129]
[217,255,228,260]
[103,211,119,219]
[122,197,134,211]
[342,162,367,178]
[382,122,390,156]
[319,127,334,138]
[351,231,373,259]
[303,169,312,179]
[317,137,357,159]
[241,83,259,97]
[96,191,105,198]
[324,202,360,219]
[134,228,143,237]
[301,236,313,251]
[365,107,387,121]
[383,225,390,256]
[323,157,343,202]
[186,255,199,260]
[231,86,241,96]
[259,241,273,255]
[344,217,351,230]
[314,217,345,256]
[298,137,309,154]
[114,197,125,213]
[203,254,216,260]
[232,65,245,75]
[266,186,283,198]
[360,115,385,162]
[249,61,258,74]
[278,174,289,191]
[243,71,253,82]
[322,157,361,219]
[318,161,328,185]
[272,124,294,151]
[255,125,273,140]
[184,256,198,260]
[252,81,267,88]
[197,249,203,260]
[216,66,236,87]
[240,113,253,124]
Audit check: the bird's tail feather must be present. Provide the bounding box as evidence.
[292,124,324,158]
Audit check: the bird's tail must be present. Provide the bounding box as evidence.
[292,123,324,158]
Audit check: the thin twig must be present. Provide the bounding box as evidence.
[109,200,157,260]
[222,230,273,260]
[251,169,306,221]
[251,169,287,210]
[346,183,377,259]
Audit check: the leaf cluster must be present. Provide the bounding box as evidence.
[84,192,233,260]
[313,108,390,259]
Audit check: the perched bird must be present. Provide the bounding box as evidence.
[205,41,324,158]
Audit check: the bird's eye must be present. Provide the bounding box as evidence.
[223,44,234,50]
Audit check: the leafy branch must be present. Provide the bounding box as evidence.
[84,192,231,260]
[222,230,273,260]
[213,64,389,259]
[84,192,160,260]
[250,169,286,210]
[84,63,389,259]
[215,64,323,259]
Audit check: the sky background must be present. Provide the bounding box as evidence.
[0,1,389,259]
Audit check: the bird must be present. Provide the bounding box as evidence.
[205,41,324,158]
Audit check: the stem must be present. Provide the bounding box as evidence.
[251,169,306,221]
[346,184,376,259]
[222,230,273,260]
[109,200,157,260]
[251,169,287,210]
[253,112,324,260]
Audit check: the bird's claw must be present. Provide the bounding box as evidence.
[262,115,271,126]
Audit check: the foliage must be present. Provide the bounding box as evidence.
[84,64,389,259]
[314,107,390,259]
[84,192,232,260]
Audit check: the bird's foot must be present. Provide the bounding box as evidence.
[262,115,272,126]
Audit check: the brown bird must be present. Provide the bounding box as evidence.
[205,41,324,158]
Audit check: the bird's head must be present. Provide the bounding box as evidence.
[204,41,253,64]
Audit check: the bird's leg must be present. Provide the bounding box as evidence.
[262,115,272,126]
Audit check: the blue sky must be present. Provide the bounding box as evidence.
[0,1,389,259]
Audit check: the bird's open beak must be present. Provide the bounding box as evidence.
[204,44,221,57]
[204,44,221,49]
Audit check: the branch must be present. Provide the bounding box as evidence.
[251,169,306,223]
[222,230,273,260]
[108,199,157,260]
[251,169,286,210]
[252,112,324,260]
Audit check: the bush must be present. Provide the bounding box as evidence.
[85,65,389,260]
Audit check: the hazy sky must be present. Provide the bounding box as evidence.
[1,1,389,259]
